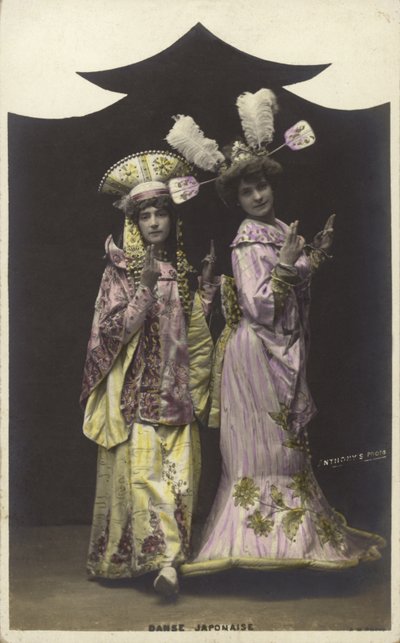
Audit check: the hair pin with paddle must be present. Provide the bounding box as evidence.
[168,120,316,205]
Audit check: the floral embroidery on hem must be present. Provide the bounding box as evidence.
[161,441,191,556]
[111,514,134,565]
[287,469,316,504]
[315,513,346,551]
[246,474,349,548]
[281,508,306,541]
[247,510,274,537]
[137,504,167,570]
[88,512,110,563]
[233,477,260,509]
[269,403,309,453]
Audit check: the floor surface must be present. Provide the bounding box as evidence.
[8,525,391,632]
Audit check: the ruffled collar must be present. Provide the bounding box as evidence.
[230,218,289,248]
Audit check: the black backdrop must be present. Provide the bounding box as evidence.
[9,25,391,536]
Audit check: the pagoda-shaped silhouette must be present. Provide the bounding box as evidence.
[8,24,390,530]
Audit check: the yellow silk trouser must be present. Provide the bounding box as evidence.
[87,421,201,578]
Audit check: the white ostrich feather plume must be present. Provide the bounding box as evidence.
[166,115,225,172]
[236,88,278,150]
[113,194,130,211]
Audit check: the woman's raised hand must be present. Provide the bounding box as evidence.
[279,221,305,266]
[201,239,217,283]
[140,244,161,290]
[312,213,336,252]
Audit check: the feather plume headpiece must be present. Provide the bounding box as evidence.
[165,89,316,204]
[236,88,278,150]
[166,115,225,173]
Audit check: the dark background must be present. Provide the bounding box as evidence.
[8,25,391,540]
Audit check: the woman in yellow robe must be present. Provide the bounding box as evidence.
[80,153,217,596]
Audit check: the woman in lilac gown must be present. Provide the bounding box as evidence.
[180,153,385,576]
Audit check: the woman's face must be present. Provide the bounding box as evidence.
[138,206,171,246]
[237,174,275,220]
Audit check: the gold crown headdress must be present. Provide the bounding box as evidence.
[99,150,195,316]
[99,149,192,199]
[165,88,316,204]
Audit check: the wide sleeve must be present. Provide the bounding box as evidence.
[186,291,215,424]
[122,285,156,343]
[233,242,303,333]
[80,264,154,405]
[197,277,221,317]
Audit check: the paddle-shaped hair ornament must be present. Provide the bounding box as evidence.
[270,120,316,154]
[168,120,316,204]
[168,176,217,205]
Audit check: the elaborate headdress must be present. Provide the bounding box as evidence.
[165,88,315,204]
[99,150,195,316]
[99,150,190,198]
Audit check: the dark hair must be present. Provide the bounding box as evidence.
[129,196,196,319]
[126,194,175,221]
[134,196,178,259]
[216,153,283,208]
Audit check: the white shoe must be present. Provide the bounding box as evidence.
[153,566,179,597]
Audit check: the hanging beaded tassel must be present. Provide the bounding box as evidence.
[176,217,195,319]
[123,218,147,290]
[123,214,195,320]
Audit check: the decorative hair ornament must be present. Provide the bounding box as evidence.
[166,88,316,204]
[129,181,169,202]
[236,88,278,150]
[165,115,225,173]
[98,150,193,198]
[98,149,195,319]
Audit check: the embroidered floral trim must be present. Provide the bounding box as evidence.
[111,514,134,564]
[230,221,286,248]
[315,514,345,550]
[88,512,110,563]
[233,477,260,509]
[161,441,180,489]
[248,473,347,547]
[159,297,181,320]
[269,403,309,453]
[81,264,131,404]
[139,311,162,420]
[176,218,196,319]
[282,508,307,540]
[161,441,191,556]
[152,156,174,176]
[282,435,308,452]
[137,505,167,568]
[287,469,316,504]
[120,336,144,428]
[268,403,291,430]
[221,276,242,328]
[247,510,274,537]
[230,469,349,549]
[268,484,307,542]
[174,492,190,557]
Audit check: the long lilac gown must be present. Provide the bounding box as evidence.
[181,218,385,576]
